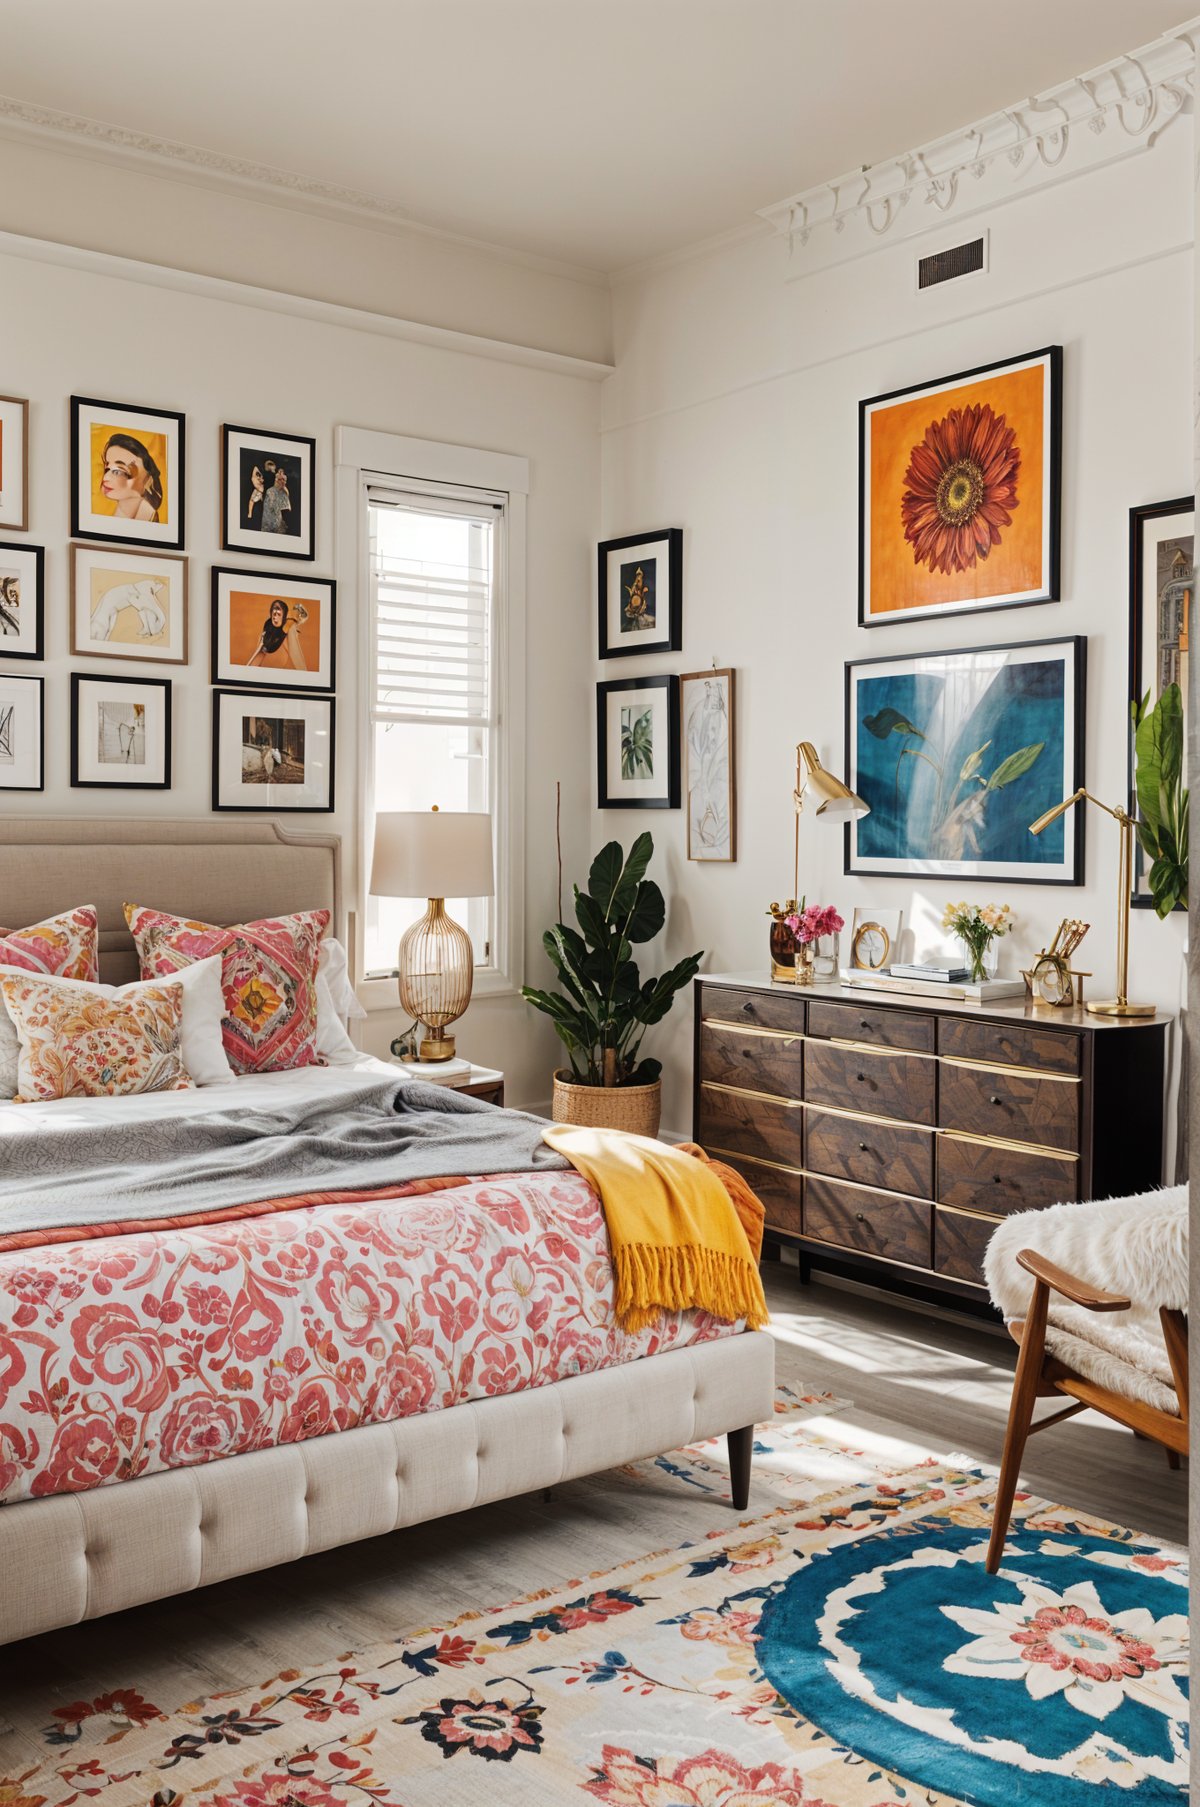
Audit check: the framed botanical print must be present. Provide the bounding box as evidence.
[597,673,680,809]
[211,567,335,692]
[70,396,186,551]
[1129,495,1193,911]
[221,425,316,561]
[70,545,188,665]
[0,396,29,531]
[0,541,44,661]
[859,346,1061,626]
[0,673,43,791]
[598,528,682,658]
[70,673,172,790]
[845,636,1085,884]
[212,689,335,812]
[681,667,735,859]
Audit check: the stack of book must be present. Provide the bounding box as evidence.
[838,961,1025,1002]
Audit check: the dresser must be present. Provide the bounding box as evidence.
[693,974,1168,1307]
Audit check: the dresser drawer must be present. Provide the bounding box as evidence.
[937,1132,1079,1216]
[938,1015,1080,1076]
[939,1059,1080,1152]
[933,1207,994,1287]
[718,1151,802,1236]
[701,986,806,1035]
[808,999,934,1054]
[699,1020,803,1099]
[804,1038,935,1126]
[805,1105,933,1198]
[805,1176,931,1268]
[698,1081,804,1170]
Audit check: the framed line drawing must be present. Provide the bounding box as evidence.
[598,528,682,658]
[681,667,735,860]
[596,673,680,809]
[0,672,43,791]
[70,544,188,665]
[70,396,186,551]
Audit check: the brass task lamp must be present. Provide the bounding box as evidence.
[1028,788,1154,1018]
[770,743,869,984]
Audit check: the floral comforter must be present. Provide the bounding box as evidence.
[0,1169,731,1506]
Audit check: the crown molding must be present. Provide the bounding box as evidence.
[757,23,1198,278]
[0,92,609,290]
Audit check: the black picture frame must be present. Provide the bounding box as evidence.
[0,540,44,661]
[844,634,1086,885]
[858,345,1062,628]
[1128,495,1193,912]
[221,424,317,562]
[70,671,173,791]
[0,672,44,791]
[597,528,682,658]
[596,672,680,809]
[210,565,337,693]
[70,395,187,551]
[212,688,337,813]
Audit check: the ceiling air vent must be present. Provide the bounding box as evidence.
[917,233,987,291]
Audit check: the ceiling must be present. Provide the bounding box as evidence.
[0,0,1194,273]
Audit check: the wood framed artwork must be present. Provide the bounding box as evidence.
[70,672,172,790]
[597,673,680,809]
[221,425,316,561]
[845,635,1086,884]
[211,567,335,692]
[1129,495,1193,911]
[70,396,186,551]
[598,528,682,658]
[212,688,335,812]
[681,667,735,859]
[0,541,44,661]
[70,545,188,665]
[0,396,29,531]
[0,673,43,791]
[859,346,1061,627]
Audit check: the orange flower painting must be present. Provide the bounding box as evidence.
[860,348,1060,625]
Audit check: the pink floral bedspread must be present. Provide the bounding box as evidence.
[0,1171,732,1505]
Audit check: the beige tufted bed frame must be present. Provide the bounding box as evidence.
[0,818,775,1647]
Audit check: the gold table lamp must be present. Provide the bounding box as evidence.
[1028,788,1154,1017]
[370,807,495,1060]
[791,740,870,900]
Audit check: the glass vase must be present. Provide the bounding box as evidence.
[793,941,817,986]
[812,930,840,979]
[960,937,998,983]
[769,916,797,982]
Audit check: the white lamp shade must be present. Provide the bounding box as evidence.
[371,810,494,900]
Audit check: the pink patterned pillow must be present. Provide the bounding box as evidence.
[0,973,190,1103]
[125,905,329,1075]
[0,907,98,982]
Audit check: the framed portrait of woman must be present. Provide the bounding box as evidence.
[70,397,186,551]
[221,424,316,561]
[210,567,335,692]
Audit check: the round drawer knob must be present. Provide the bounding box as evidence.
[741,1001,754,1014]
[856,1071,867,1083]
[858,1141,868,1152]
[855,1212,866,1223]
[993,1173,1004,1185]
[990,1094,1002,1106]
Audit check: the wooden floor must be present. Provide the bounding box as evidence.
[0,1262,1185,1768]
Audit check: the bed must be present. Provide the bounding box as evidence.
[0,818,774,1646]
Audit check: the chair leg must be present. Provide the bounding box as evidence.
[727,1424,753,1511]
[986,1282,1050,1575]
[1166,1447,1181,1470]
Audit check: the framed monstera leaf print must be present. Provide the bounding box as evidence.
[859,347,1061,626]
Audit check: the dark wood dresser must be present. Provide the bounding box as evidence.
[693,973,1168,1307]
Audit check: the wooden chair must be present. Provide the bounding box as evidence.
[987,1248,1188,1573]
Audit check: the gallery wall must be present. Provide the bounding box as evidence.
[597,105,1194,1141]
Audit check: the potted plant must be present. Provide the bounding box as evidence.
[522,832,702,1137]
[1132,682,1188,918]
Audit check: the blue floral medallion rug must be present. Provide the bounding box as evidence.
[3,1400,1186,1805]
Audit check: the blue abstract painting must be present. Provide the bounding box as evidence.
[848,639,1083,882]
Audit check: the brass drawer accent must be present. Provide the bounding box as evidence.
[703,1018,803,1043]
[701,1080,804,1109]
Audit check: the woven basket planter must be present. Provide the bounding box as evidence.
[552,1070,662,1139]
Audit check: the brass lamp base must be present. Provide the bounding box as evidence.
[1086,998,1157,1018]
[417,1026,458,1061]
[397,896,474,1064]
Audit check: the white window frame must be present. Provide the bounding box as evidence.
[335,425,527,1012]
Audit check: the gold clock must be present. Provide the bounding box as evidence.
[852,920,891,970]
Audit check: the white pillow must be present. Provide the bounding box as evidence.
[0,955,234,1097]
[318,937,366,1022]
[315,972,362,1065]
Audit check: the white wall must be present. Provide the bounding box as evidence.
[0,243,600,1109]
[599,122,1194,1139]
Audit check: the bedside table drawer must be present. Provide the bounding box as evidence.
[699,1020,804,1099]
[804,1038,935,1125]
[805,1176,931,1268]
[698,1082,803,1169]
[939,1060,1080,1152]
[808,1000,934,1054]
[937,1132,1078,1215]
[805,1106,933,1198]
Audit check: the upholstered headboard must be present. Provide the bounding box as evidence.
[0,818,342,985]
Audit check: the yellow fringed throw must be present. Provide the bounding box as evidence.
[542,1124,769,1334]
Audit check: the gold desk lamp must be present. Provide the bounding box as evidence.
[1028,788,1154,1018]
[771,743,870,983]
[370,806,494,1060]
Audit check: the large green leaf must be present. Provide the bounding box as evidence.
[574,885,611,952]
[986,742,1044,790]
[586,842,624,917]
[588,831,653,920]
[635,952,704,1025]
[864,707,923,740]
[1134,683,1184,839]
[959,741,991,783]
[623,879,666,943]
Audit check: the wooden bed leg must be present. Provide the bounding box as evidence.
[986,1283,1049,1575]
[727,1424,753,1511]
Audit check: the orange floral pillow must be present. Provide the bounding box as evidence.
[0,907,98,982]
[0,973,192,1103]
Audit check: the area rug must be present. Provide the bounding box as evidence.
[3,1402,1187,1807]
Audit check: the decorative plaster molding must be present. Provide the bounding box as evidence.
[758,24,1198,274]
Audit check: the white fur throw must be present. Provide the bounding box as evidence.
[984,1186,1187,1417]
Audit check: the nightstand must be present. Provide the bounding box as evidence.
[391,1059,505,1107]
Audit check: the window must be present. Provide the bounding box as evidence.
[364,481,504,981]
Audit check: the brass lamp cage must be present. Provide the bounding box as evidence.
[397,899,474,1061]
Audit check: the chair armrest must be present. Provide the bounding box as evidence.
[1017,1249,1130,1313]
